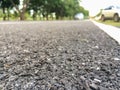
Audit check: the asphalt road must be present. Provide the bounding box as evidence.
[0,20,120,90]
[92,20,120,45]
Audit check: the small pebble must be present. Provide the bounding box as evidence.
[94,78,101,84]
[117,72,120,77]
[0,74,8,80]
[113,57,120,61]
[90,82,99,90]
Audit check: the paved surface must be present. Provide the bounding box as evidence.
[0,20,120,90]
[92,20,120,44]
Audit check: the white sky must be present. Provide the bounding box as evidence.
[80,0,120,16]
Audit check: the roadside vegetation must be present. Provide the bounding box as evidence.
[96,20,120,27]
[0,0,89,21]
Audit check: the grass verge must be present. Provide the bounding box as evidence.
[96,20,120,27]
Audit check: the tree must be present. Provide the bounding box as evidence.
[53,0,83,19]
[29,0,45,20]
[43,0,65,20]
[63,0,80,18]
[29,0,85,20]
[10,0,29,20]
[0,0,88,20]
[0,0,9,20]
[29,0,62,20]
[52,0,65,19]
[0,0,19,20]
[79,6,89,17]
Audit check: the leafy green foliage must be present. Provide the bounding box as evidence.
[0,0,19,20]
[29,0,89,20]
[0,0,89,20]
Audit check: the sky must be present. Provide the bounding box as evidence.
[80,0,120,16]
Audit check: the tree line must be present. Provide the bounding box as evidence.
[0,0,89,20]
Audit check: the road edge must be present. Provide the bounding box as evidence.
[92,20,120,45]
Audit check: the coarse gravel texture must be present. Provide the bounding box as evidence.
[0,20,120,90]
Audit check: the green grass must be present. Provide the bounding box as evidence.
[96,20,120,27]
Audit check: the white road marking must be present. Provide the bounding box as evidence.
[92,20,120,44]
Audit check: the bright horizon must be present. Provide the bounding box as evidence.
[81,0,120,16]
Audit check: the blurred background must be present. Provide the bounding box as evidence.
[0,0,120,21]
[0,0,89,21]
[81,0,120,16]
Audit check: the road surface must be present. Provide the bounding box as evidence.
[0,20,120,90]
